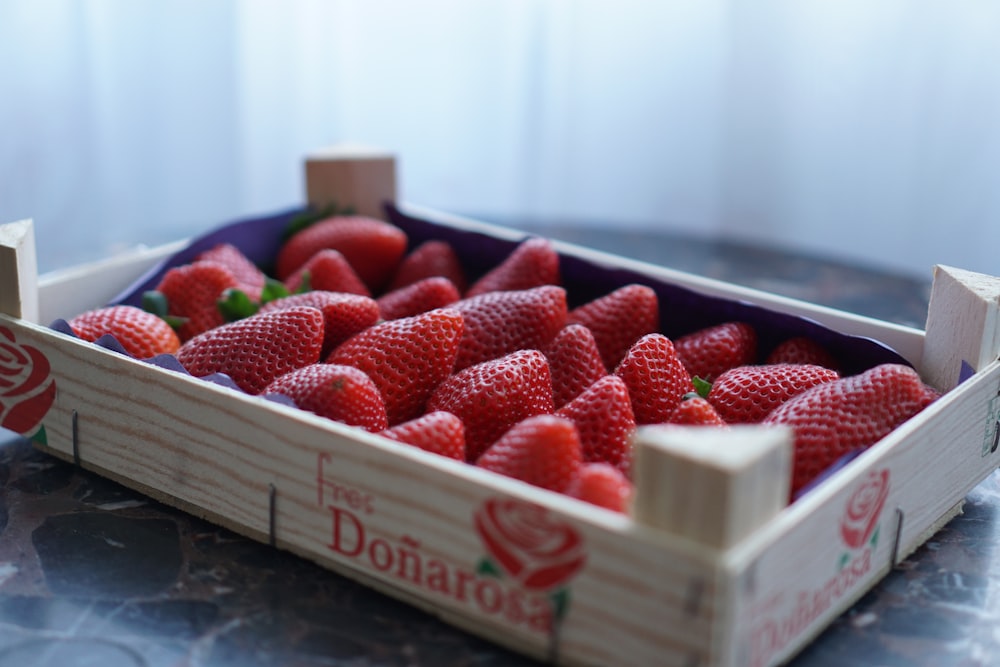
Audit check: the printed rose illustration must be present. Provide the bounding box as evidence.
[0,326,56,435]
[840,468,890,549]
[474,497,586,591]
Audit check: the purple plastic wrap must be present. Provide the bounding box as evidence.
[92,202,910,378]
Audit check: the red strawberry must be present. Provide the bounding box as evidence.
[328,308,464,425]
[263,363,388,432]
[380,411,466,461]
[566,463,633,513]
[275,215,408,292]
[763,364,940,495]
[67,305,180,359]
[556,375,635,473]
[377,276,461,321]
[614,333,695,425]
[427,349,555,462]
[387,240,468,293]
[464,237,560,297]
[283,249,370,296]
[176,306,324,394]
[766,336,839,370]
[259,291,380,357]
[451,285,567,371]
[674,321,757,383]
[542,324,608,408]
[567,284,659,371]
[196,243,267,299]
[708,363,840,424]
[154,260,241,341]
[668,393,727,426]
[477,415,582,493]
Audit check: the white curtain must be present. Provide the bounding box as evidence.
[1,0,998,279]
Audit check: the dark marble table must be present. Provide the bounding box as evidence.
[2,220,998,667]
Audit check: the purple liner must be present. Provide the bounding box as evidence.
[382,203,911,376]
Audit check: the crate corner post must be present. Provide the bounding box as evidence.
[631,424,793,549]
[921,264,1000,392]
[0,218,39,323]
[304,144,397,220]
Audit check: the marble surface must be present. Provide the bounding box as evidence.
[2,221,998,667]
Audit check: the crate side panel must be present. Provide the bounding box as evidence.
[3,315,722,667]
[721,361,1000,667]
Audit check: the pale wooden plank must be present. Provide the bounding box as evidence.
[720,359,1000,667]
[0,219,39,323]
[37,240,187,324]
[9,315,722,666]
[304,144,397,220]
[632,425,792,549]
[921,264,1000,392]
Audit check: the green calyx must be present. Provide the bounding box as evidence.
[282,201,357,241]
[691,376,713,399]
[217,288,259,323]
[142,290,188,330]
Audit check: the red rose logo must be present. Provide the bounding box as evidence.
[840,469,890,549]
[474,497,586,591]
[0,326,56,435]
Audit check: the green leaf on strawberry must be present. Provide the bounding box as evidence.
[282,202,341,241]
[259,277,291,304]
[141,290,188,330]
[217,288,259,323]
[692,376,713,399]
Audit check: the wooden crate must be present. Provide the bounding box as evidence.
[1,148,999,666]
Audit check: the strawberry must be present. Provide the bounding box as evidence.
[614,333,695,425]
[153,260,241,341]
[283,249,370,296]
[380,411,465,461]
[258,291,380,357]
[766,336,839,370]
[708,363,840,424]
[196,243,267,299]
[566,463,633,513]
[175,306,324,394]
[387,239,468,293]
[674,321,757,383]
[427,349,555,462]
[328,308,465,425]
[464,237,560,297]
[67,305,180,359]
[476,415,583,493]
[668,393,727,426]
[763,363,940,495]
[275,215,408,292]
[556,375,635,473]
[567,284,659,371]
[451,285,567,372]
[263,363,388,432]
[542,324,608,408]
[377,276,461,321]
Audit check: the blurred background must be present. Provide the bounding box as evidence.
[1,0,998,278]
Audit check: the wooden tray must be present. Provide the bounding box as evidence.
[1,148,998,666]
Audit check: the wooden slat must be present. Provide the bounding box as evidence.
[37,240,186,325]
[0,220,39,322]
[8,315,723,666]
[721,359,1000,666]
